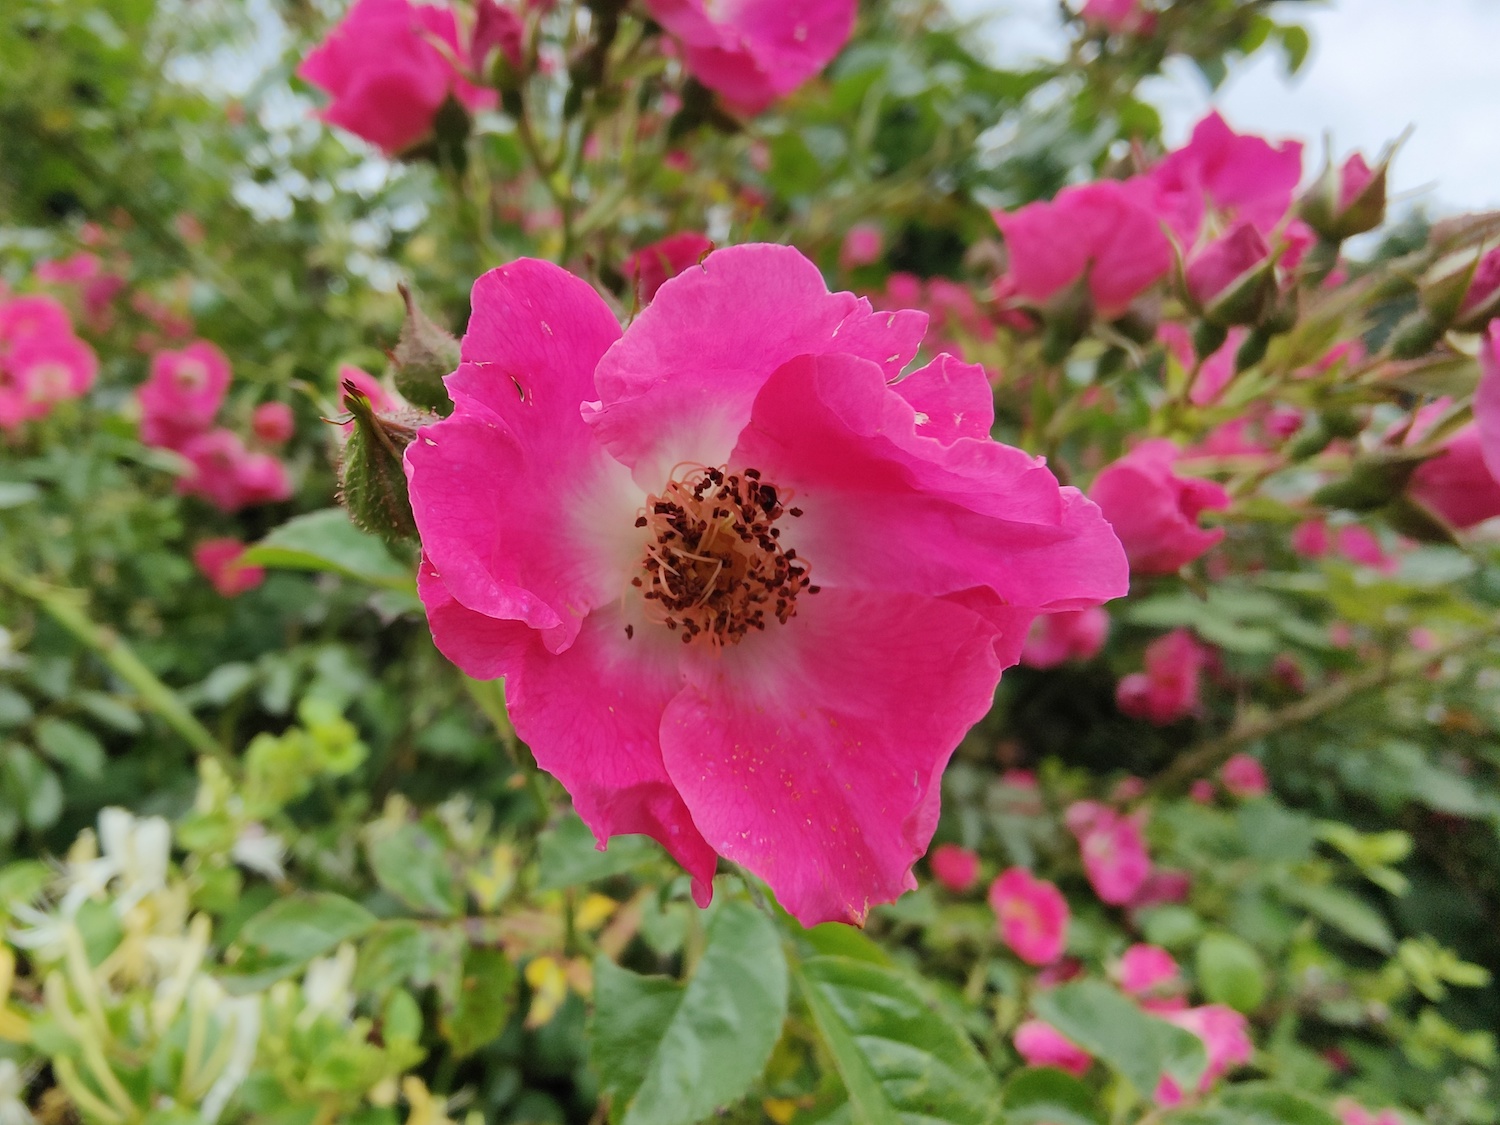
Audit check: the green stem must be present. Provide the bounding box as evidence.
[462,676,550,820]
[0,561,231,769]
[1153,621,1499,793]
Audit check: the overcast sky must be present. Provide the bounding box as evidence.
[950,0,1500,214]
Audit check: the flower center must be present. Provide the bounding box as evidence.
[630,465,816,648]
[174,359,208,392]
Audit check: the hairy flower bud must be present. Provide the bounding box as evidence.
[392,284,460,413]
[339,382,429,542]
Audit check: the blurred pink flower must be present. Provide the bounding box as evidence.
[1014,1020,1092,1076]
[1144,111,1303,241]
[1478,322,1500,487]
[1117,943,1180,996]
[1066,800,1151,905]
[623,232,714,304]
[1079,0,1149,34]
[404,245,1128,925]
[929,844,980,892]
[252,401,296,445]
[1407,404,1500,529]
[1116,628,1207,725]
[1220,753,1268,798]
[644,0,856,114]
[994,181,1173,318]
[1189,779,1216,804]
[6,335,97,409]
[990,867,1069,965]
[1154,1005,1252,1105]
[1090,439,1229,574]
[1020,607,1110,669]
[298,0,499,155]
[1336,1099,1403,1125]
[840,224,884,270]
[193,538,266,597]
[139,341,232,451]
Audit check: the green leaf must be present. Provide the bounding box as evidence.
[367,823,463,917]
[228,892,377,991]
[1196,932,1268,1013]
[1279,883,1395,953]
[355,920,466,1003]
[0,482,41,509]
[1213,1084,1342,1125]
[0,688,31,729]
[440,946,517,1057]
[1278,25,1312,75]
[798,955,1000,1125]
[33,717,106,778]
[1002,1068,1103,1125]
[591,900,788,1125]
[1031,981,1206,1098]
[242,509,414,591]
[537,812,663,890]
[2,745,61,830]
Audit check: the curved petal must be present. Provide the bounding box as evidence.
[661,589,1003,925]
[587,244,881,487]
[731,352,1129,612]
[891,354,994,444]
[506,607,718,905]
[417,555,535,679]
[406,260,634,653]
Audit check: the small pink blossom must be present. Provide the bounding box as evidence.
[193,538,266,597]
[37,252,124,329]
[1291,518,1330,558]
[1189,779,1216,804]
[139,342,232,451]
[1116,628,1207,726]
[177,429,251,510]
[1220,753,1268,798]
[1334,524,1396,572]
[929,844,980,893]
[1144,112,1303,242]
[252,402,296,445]
[1477,322,1500,487]
[1154,1005,1252,1105]
[234,451,294,507]
[1407,419,1500,529]
[1078,0,1149,34]
[1090,439,1229,574]
[1158,322,1249,407]
[0,295,73,351]
[1184,220,1274,311]
[471,0,524,73]
[1014,1020,1092,1076]
[1458,247,1500,328]
[1336,1099,1403,1125]
[644,0,856,114]
[405,245,1128,925]
[989,868,1069,965]
[1001,768,1039,790]
[298,0,499,156]
[1020,607,1110,669]
[623,233,714,304]
[1066,800,1151,905]
[994,181,1173,318]
[7,335,97,408]
[1117,944,1180,996]
[1112,775,1146,802]
[1128,869,1191,910]
[839,224,884,270]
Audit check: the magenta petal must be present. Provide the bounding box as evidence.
[1474,323,1500,488]
[892,354,994,443]
[660,589,1003,926]
[405,260,631,653]
[732,353,1128,614]
[587,243,863,485]
[506,608,718,905]
[418,555,536,678]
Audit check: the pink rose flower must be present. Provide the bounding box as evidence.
[1117,943,1180,996]
[252,401,296,445]
[1189,779,1216,804]
[1116,628,1207,725]
[0,295,73,352]
[193,538,267,597]
[1334,524,1396,572]
[839,224,884,270]
[233,451,294,507]
[1128,868,1191,910]
[1336,1100,1403,1125]
[404,245,1128,925]
[1014,609,1110,669]
[1158,322,1249,407]
[139,341,232,451]
[1291,518,1330,558]
[6,335,97,410]
[929,843,980,892]
[993,181,1173,319]
[1154,1005,1252,1105]
[1090,439,1229,575]
[471,0,524,73]
[1145,112,1303,242]
[1014,1020,1092,1076]
[1066,800,1151,905]
[989,868,1069,965]
[177,429,251,510]
[1220,753,1268,798]
[298,0,499,156]
[1455,247,1500,330]
[623,232,715,304]
[644,0,856,114]
[1478,322,1500,486]
[1407,415,1500,529]
[1079,0,1149,35]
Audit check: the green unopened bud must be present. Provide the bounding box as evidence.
[340,383,429,542]
[1311,450,1429,512]
[1234,328,1272,373]
[1419,249,1482,328]
[392,284,460,413]
[1382,496,1459,547]
[1193,320,1228,361]
[1203,256,1279,328]
[1389,309,1445,360]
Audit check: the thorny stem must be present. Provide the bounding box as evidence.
[1153,620,1500,793]
[0,559,232,770]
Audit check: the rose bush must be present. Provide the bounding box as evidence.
[0,1,1497,1124]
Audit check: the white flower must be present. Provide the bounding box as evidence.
[199,986,261,1125]
[299,943,356,1027]
[230,826,286,881]
[61,808,171,917]
[0,1059,35,1125]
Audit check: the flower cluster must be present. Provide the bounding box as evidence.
[0,293,97,433]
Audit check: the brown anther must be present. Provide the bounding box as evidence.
[632,464,813,650]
